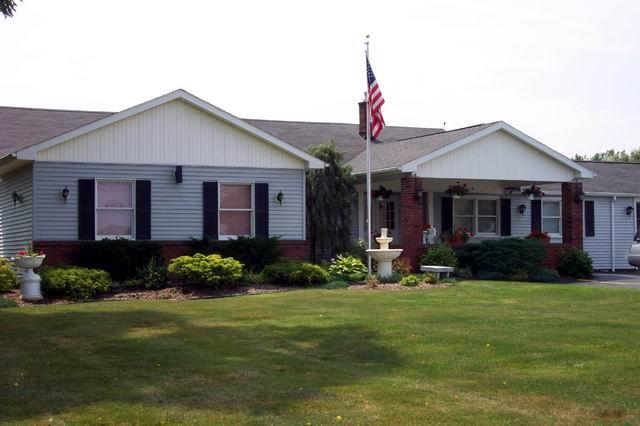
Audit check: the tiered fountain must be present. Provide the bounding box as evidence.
[366,228,403,278]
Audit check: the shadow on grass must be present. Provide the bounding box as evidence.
[0,307,401,422]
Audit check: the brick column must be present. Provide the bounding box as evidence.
[400,176,424,270]
[561,182,583,249]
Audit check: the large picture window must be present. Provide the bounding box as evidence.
[96,180,134,239]
[452,198,498,235]
[219,183,253,239]
[542,200,561,235]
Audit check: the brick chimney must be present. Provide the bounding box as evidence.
[358,101,366,137]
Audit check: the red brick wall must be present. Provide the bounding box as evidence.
[399,176,424,270]
[34,239,310,266]
[561,182,584,249]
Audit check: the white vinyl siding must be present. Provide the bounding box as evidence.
[36,100,304,170]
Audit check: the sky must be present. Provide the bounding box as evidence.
[1,0,639,158]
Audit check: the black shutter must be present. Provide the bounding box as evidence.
[255,183,269,238]
[203,182,218,239]
[500,198,511,236]
[531,199,542,232]
[441,196,453,233]
[584,200,595,237]
[78,179,95,240]
[135,180,151,240]
[422,192,428,226]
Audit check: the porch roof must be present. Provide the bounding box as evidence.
[347,121,594,181]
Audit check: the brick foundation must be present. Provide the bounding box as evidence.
[399,176,424,270]
[34,239,311,266]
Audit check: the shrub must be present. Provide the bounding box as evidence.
[421,244,458,268]
[400,274,422,287]
[167,254,243,287]
[136,258,167,290]
[423,272,439,284]
[75,239,163,282]
[378,272,403,283]
[346,239,368,263]
[530,268,561,283]
[526,230,551,244]
[190,236,281,272]
[454,243,481,273]
[474,238,546,278]
[557,247,593,278]
[0,298,18,308]
[477,271,507,281]
[454,267,473,279]
[0,258,18,292]
[392,257,412,276]
[242,272,265,286]
[322,280,349,289]
[509,270,530,282]
[262,262,329,287]
[328,255,368,282]
[41,267,111,300]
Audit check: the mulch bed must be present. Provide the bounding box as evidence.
[2,281,450,306]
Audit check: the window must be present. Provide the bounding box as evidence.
[219,183,253,239]
[453,198,474,233]
[542,200,561,235]
[385,201,395,230]
[477,199,498,234]
[96,180,134,239]
[452,198,499,235]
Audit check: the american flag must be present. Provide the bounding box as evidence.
[366,56,385,139]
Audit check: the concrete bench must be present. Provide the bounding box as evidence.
[420,265,454,278]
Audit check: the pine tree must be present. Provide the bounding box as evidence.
[1,0,20,18]
[306,140,356,262]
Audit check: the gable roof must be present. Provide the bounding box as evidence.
[5,90,325,169]
[347,121,594,179]
[0,106,112,158]
[245,119,442,162]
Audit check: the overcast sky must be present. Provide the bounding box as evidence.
[1,0,639,157]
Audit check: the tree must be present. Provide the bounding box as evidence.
[1,0,20,18]
[306,140,356,262]
[573,148,640,162]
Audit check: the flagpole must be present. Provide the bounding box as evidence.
[365,35,373,276]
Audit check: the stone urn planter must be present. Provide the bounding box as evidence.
[13,255,45,300]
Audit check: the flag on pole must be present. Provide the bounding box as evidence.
[366,56,385,139]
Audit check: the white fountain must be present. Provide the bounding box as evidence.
[366,228,403,279]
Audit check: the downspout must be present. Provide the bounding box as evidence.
[611,196,616,272]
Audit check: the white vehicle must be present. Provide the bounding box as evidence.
[628,232,640,267]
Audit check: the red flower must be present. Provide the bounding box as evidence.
[17,250,27,256]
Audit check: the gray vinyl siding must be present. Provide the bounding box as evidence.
[613,197,635,270]
[510,195,532,237]
[33,162,305,241]
[584,197,612,270]
[0,164,33,258]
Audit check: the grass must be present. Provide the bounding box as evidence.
[1,281,639,424]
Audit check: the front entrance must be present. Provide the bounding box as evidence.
[372,195,400,243]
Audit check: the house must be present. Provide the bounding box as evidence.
[0,90,637,271]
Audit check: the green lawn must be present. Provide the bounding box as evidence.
[1,282,639,425]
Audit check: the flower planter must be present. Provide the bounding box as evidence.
[13,255,45,300]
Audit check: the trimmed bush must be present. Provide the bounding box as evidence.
[557,247,593,278]
[136,258,167,290]
[423,272,439,284]
[75,239,163,282]
[167,254,243,287]
[0,258,18,292]
[454,243,481,273]
[530,268,561,283]
[473,238,546,278]
[454,267,473,279]
[328,255,367,282]
[400,274,422,287]
[190,236,281,272]
[262,261,329,287]
[41,267,111,300]
[421,244,458,268]
[0,298,18,308]
[509,270,530,282]
[322,280,349,289]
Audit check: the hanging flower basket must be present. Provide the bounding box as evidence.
[445,181,472,198]
[521,185,545,200]
[372,185,393,201]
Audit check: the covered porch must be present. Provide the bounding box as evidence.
[348,122,594,268]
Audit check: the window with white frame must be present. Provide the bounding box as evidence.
[453,198,499,235]
[453,198,475,233]
[96,180,134,239]
[219,183,253,239]
[542,200,561,235]
[477,199,498,234]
